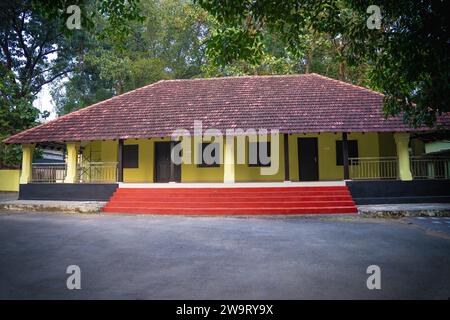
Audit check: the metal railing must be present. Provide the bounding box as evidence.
[31,163,67,183]
[349,157,398,180]
[77,162,117,183]
[349,156,450,180]
[410,156,450,179]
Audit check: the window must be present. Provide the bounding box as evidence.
[336,140,358,166]
[123,145,138,168]
[248,141,271,167]
[198,142,220,167]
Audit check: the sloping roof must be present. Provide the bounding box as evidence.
[4,73,450,144]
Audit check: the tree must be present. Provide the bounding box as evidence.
[52,0,212,115]
[0,0,144,100]
[0,0,144,166]
[196,0,450,127]
[0,69,39,167]
[148,0,210,79]
[0,0,67,167]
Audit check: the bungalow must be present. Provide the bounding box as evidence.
[3,73,450,213]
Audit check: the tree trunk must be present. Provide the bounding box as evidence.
[338,62,346,81]
[305,50,312,74]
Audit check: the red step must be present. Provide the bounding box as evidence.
[102,206,358,215]
[111,192,351,198]
[104,200,355,208]
[109,195,352,202]
[115,186,347,193]
[114,189,350,196]
[102,186,358,215]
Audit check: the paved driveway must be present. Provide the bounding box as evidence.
[406,216,450,235]
[0,192,17,201]
[0,211,449,299]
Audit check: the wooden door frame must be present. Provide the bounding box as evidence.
[154,141,181,183]
[297,137,319,181]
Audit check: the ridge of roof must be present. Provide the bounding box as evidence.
[160,73,310,82]
[158,73,384,97]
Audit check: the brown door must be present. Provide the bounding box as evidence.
[298,137,319,181]
[154,142,181,182]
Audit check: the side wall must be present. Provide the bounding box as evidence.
[0,169,20,191]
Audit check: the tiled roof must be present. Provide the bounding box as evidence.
[4,73,450,144]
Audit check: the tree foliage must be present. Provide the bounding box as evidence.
[196,0,450,127]
[0,69,38,167]
[52,0,212,115]
[0,0,145,166]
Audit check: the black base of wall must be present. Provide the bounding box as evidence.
[346,180,450,205]
[19,183,119,201]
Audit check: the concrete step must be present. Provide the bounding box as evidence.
[102,206,358,215]
[104,200,356,209]
[111,191,352,198]
[102,186,358,215]
[115,186,348,193]
[109,195,353,202]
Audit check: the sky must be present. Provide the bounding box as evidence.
[33,51,58,122]
[33,84,57,121]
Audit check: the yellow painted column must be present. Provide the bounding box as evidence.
[19,144,35,184]
[64,142,79,183]
[223,136,235,183]
[394,133,413,181]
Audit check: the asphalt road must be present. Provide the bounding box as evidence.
[0,211,449,299]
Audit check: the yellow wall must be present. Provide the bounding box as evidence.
[182,134,285,182]
[81,140,121,182]
[123,139,153,182]
[378,132,425,157]
[82,141,102,161]
[411,139,425,156]
[289,132,380,181]
[0,169,20,191]
[83,138,161,182]
[378,133,396,157]
[234,134,285,182]
[84,137,225,182]
[181,135,224,182]
[86,132,383,182]
[101,140,118,162]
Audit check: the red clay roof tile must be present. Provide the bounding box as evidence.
[4,73,450,144]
